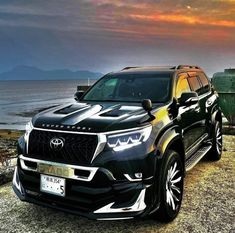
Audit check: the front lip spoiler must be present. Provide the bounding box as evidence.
[12,165,150,220]
[14,193,145,220]
[93,189,146,214]
[13,183,147,220]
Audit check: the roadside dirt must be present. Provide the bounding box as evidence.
[0,135,234,233]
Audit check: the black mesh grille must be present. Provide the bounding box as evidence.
[27,130,98,165]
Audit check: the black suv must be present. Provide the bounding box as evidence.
[13,65,222,221]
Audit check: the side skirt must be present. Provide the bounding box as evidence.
[185,145,212,171]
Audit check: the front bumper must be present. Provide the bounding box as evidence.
[13,155,155,220]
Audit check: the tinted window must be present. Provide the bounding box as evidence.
[83,74,172,103]
[176,74,191,98]
[187,76,201,94]
[198,72,210,94]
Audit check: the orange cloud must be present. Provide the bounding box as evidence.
[130,13,235,28]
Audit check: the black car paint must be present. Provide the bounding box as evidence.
[13,67,221,220]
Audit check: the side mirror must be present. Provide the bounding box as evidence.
[142,99,152,112]
[74,90,85,101]
[142,99,155,121]
[179,92,199,106]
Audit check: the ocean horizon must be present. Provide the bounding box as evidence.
[0,79,96,130]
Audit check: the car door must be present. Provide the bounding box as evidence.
[175,73,204,153]
[187,71,207,136]
[196,72,211,131]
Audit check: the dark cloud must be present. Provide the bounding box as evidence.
[0,0,234,76]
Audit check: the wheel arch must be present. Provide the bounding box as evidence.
[155,126,185,168]
[211,108,222,125]
[152,127,185,216]
[165,138,185,175]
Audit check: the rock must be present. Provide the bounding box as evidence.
[0,166,15,186]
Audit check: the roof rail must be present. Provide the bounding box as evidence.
[177,65,201,70]
[122,66,176,71]
[122,67,140,70]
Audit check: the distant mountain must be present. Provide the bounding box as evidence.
[0,65,103,80]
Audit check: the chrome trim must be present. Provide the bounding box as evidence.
[25,121,33,154]
[144,176,154,180]
[33,126,98,135]
[91,134,107,163]
[99,168,116,181]
[13,167,23,194]
[20,158,37,172]
[33,125,151,136]
[124,174,154,182]
[26,133,29,154]
[124,174,142,182]
[198,92,211,100]
[19,155,99,182]
[97,217,134,221]
[94,189,146,214]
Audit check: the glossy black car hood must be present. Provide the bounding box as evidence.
[32,101,163,133]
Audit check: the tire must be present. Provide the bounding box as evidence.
[208,121,222,161]
[155,150,184,222]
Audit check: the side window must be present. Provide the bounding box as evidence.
[198,72,210,94]
[187,75,201,94]
[176,74,191,98]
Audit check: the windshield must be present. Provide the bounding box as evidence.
[82,73,172,103]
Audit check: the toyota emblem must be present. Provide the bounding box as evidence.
[50,137,65,150]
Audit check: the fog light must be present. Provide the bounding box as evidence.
[135,173,142,179]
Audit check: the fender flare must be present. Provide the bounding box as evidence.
[155,126,183,159]
[151,126,185,211]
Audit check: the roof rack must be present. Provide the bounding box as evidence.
[122,66,140,70]
[177,65,201,70]
[122,66,176,71]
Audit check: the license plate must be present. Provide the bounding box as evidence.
[40,174,65,197]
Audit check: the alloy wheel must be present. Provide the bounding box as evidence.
[166,162,182,211]
[216,125,222,155]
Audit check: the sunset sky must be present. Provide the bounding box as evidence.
[0,0,235,76]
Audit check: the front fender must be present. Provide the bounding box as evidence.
[17,136,26,155]
[155,126,182,158]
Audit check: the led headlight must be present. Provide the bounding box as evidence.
[24,121,33,142]
[107,125,152,151]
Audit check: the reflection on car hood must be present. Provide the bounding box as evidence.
[32,101,163,133]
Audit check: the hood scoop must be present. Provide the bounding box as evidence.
[99,105,142,117]
[54,104,87,115]
[100,109,130,117]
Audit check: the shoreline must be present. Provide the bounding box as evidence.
[9,105,59,118]
[0,104,59,130]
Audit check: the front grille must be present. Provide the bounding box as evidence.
[27,129,98,165]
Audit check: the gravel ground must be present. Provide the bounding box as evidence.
[0,135,234,233]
